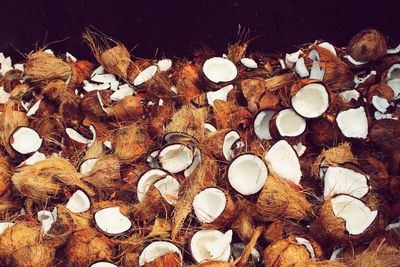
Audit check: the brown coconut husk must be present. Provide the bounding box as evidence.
[233,226,263,267]
[0,194,21,218]
[127,59,154,85]
[25,51,72,82]
[144,218,172,239]
[201,128,238,160]
[66,228,115,266]
[80,91,109,119]
[213,100,252,129]
[143,252,182,267]
[264,220,307,244]
[171,156,218,241]
[0,154,11,196]
[0,101,29,157]
[105,95,146,121]
[113,123,152,163]
[254,175,313,221]
[311,142,356,178]
[227,27,251,64]
[356,153,389,192]
[293,260,346,267]
[172,60,203,105]
[259,90,281,111]
[30,116,65,154]
[165,105,207,142]
[11,157,95,201]
[263,235,312,267]
[147,104,175,138]
[0,69,23,92]
[67,60,95,90]
[82,155,121,198]
[240,78,266,112]
[83,29,131,79]
[231,199,255,243]
[83,140,105,160]
[0,222,55,267]
[309,117,342,148]
[191,261,232,267]
[146,72,177,100]
[348,29,387,62]
[366,83,394,102]
[264,72,296,92]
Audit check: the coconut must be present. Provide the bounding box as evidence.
[68,60,94,90]
[291,82,329,118]
[202,57,237,85]
[192,187,235,227]
[172,60,202,105]
[133,65,158,86]
[11,157,95,201]
[264,220,307,244]
[255,175,312,221]
[383,63,400,99]
[25,51,72,82]
[336,107,368,139]
[90,262,118,267]
[240,78,265,112]
[202,129,243,160]
[270,108,306,138]
[231,201,255,243]
[66,190,91,213]
[94,206,132,235]
[348,29,387,62]
[9,126,43,155]
[228,153,268,195]
[190,229,232,263]
[83,30,131,79]
[265,140,302,185]
[212,100,253,129]
[139,241,182,266]
[113,123,152,163]
[1,69,23,92]
[158,143,194,174]
[105,95,146,121]
[66,228,115,266]
[253,109,274,140]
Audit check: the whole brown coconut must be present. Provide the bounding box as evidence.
[348,29,387,62]
[66,228,115,266]
[25,51,72,82]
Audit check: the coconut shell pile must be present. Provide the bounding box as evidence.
[1,28,400,266]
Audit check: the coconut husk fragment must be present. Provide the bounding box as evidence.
[25,51,72,82]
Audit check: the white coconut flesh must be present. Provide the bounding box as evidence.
[265,140,302,185]
[90,262,118,267]
[65,128,91,144]
[344,55,368,66]
[204,123,217,134]
[323,166,369,199]
[184,148,202,178]
[385,64,400,99]
[26,98,42,116]
[191,229,232,263]
[66,190,91,213]
[18,151,46,167]
[203,57,237,83]
[309,62,325,81]
[91,73,117,84]
[206,84,234,106]
[223,130,241,161]
[336,107,368,139]
[37,209,57,234]
[193,188,227,223]
[295,237,316,259]
[372,95,390,113]
[285,50,303,67]
[158,144,194,173]
[0,87,10,104]
[153,175,181,205]
[139,241,182,266]
[254,109,274,140]
[146,150,160,168]
[133,65,158,86]
[110,86,134,101]
[157,59,172,72]
[276,109,306,137]
[228,154,268,195]
[10,127,43,154]
[240,58,258,69]
[293,142,307,157]
[163,132,196,144]
[374,111,398,121]
[292,83,329,118]
[137,168,168,202]
[80,158,99,174]
[318,42,337,56]
[0,222,14,235]
[295,57,309,77]
[94,207,132,235]
[339,90,360,103]
[331,195,378,235]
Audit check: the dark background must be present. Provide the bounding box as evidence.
[0,0,399,62]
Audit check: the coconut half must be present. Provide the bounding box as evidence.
[202,57,237,83]
[291,83,329,118]
[336,107,368,139]
[90,262,118,267]
[323,166,369,199]
[254,109,274,140]
[191,229,232,263]
[146,150,160,168]
[228,154,268,195]
[331,195,377,235]
[139,241,182,266]
[94,207,132,235]
[240,58,258,69]
[66,190,91,213]
[65,128,91,144]
[184,148,202,178]
[158,143,194,173]
[295,237,316,259]
[10,127,43,154]
[204,123,217,134]
[17,151,46,167]
[265,140,302,184]
[37,208,57,234]
[206,84,234,106]
[133,65,158,86]
[80,158,99,174]
[223,130,242,161]
[137,168,168,202]
[276,109,306,137]
[193,188,227,223]
[153,175,181,205]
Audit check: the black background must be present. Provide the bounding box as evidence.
[0,0,399,62]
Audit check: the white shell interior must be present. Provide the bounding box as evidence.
[65,128,90,144]
[139,241,182,266]
[254,109,274,140]
[66,190,91,213]
[265,140,302,184]
[90,262,118,267]
[158,144,194,173]
[153,175,181,205]
[80,158,98,174]
[94,207,132,235]
[240,58,258,69]
[11,127,43,154]
[157,59,173,72]
[228,154,268,195]
[193,188,227,223]
[331,194,378,235]
[276,109,306,137]
[295,237,316,259]
[184,148,202,178]
[37,209,57,234]
[223,130,241,161]
[0,222,14,235]
[385,64,400,99]
[206,84,234,106]
[372,95,390,113]
[202,57,237,83]
[291,83,329,118]
[133,65,158,86]
[336,107,368,139]
[190,229,232,263]
[137,168,168,202]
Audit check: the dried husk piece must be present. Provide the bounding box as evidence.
[213,100,252,129]
[264,220,307,244]
[25,51,72,82]
[67,60,94,90]
[173,60,203,105]
[105,95,145,121]
[0,154,12,196]
[143,252,182,267]
[231,199,255,243]
[233,226,263,267]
